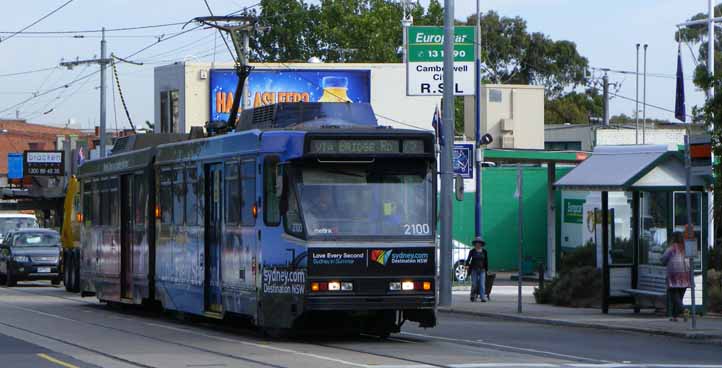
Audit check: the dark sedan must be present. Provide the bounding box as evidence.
[0,228,62,286]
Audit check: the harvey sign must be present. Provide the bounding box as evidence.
[406,26,476,96]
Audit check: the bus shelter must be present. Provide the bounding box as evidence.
[555,145,711,314]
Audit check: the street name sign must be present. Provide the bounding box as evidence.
[406,26,475,96]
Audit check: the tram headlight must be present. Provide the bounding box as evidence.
[328,281,341,291]
[341,282,353,291]
[389,282,401,291]
[402,281,415,291]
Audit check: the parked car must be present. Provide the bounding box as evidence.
[436,237,472,282]
[0,228,61,286]
[0,213,38,244]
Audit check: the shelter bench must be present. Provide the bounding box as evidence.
[622,265,667,313]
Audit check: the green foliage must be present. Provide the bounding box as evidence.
[545,90,603,124]
[534,266,601,307]
[676,5,722,92]
[560,242,596,273]
[707,269,722,313]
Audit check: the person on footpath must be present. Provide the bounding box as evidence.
[466,237,488,302]
[661,232,691,322]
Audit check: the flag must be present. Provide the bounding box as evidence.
[431,105,444,146]
[675,44,686,123]
[77,146,85,166]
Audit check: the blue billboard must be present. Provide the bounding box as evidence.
[453,144,474,179]
[7,153,23,179]
[210,69,371,122]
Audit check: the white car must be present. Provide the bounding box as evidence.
[0,213,39,244]
[436,237,472,282]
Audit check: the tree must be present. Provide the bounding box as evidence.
[677,5,721,95]
[468,11,588,99]
[545,90,602,124]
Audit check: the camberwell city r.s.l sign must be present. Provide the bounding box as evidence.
[406,26,475,96]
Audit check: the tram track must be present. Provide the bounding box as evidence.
[0,286,450,368]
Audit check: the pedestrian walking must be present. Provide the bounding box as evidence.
[660,232,691,322]
[466,237,488,302]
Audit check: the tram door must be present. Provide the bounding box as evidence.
[205,164,223,313]
[120,175,134,300]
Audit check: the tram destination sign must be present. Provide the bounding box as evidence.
[23,150,64,176]
[307,139,427,155]
[406,26,475,96]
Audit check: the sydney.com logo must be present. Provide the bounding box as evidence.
[370,249,392,266]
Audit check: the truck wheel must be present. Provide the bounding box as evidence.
[6,270,16,287]
[453,261,468,282]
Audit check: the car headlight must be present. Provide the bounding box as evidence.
[13,256,29,263]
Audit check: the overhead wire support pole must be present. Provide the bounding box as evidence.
[439,0,455,307]
[643,44,648,144]
[60,28,112,157]
[474,0,482,240]
[635,44,640,144]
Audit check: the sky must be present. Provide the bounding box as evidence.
[0,0,714,130]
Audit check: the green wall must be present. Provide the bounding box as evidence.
[451,166,572,271]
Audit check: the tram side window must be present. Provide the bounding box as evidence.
[263,156,280,226]
[92,180,100,224]
[172,168,185,225]
[185,167,198,226]
[134,174,147,225]
[101,179,111,225]
[225,162,241,225]
[83,182,92,223]
[109,178,119,227]
[240,160,256,226]
[160,169,173,225]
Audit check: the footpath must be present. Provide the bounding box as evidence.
[441,277,722,344]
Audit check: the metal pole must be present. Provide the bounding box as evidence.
[438,0,455,307]
[99,28,107,158]
[474,0,482,239]
[635,44,640,144]
[517,164,524,314]
[642,44,648,144]
[684,133,697,329]
[707,0,716,255]
[602,73,609,126]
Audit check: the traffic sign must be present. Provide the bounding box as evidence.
[406,26,476,96]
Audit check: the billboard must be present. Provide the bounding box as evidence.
[210,69,371,122]
[23,151,64,176]
[7,153,23,179]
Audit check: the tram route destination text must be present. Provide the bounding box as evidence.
[311,251,365,265]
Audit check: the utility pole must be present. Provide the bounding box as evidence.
[474,0,483,240]
[60,28,111,157]
[401,0,413,62]
[635,44,640,144]
[642,44,648,144]
[602,73,610,126]
[438,0,455,307]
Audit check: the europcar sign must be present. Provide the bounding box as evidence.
[209,69,371,121]
[406,26,476,96]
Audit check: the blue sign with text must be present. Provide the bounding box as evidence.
[453,144,474,179]
[209,69,371,122]
[7,153,23,179]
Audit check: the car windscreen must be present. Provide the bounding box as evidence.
[292,161,434,239]
[13,233,60,247]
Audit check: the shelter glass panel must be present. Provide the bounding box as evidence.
[640,191,669,266]
[673,191,703,272]
[609,192,633,265]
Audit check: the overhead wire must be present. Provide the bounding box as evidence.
[0,0,75,45]
[0,21,188,35]
[0,66,60,78]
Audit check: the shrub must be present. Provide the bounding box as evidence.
[707,269,722,313]
[560,242,596,273]
[534,266,602,308]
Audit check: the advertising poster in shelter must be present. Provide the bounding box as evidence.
[210,69,371,122]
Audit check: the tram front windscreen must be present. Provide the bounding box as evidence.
[285,161,434,240]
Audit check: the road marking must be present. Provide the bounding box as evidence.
[400,332,612,364]
[37,353,80,368]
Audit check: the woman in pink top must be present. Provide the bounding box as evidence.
[660,232,691,321]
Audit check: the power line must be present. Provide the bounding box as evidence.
[0,66,59,78]
[608,91,693,118]
[0,0,75,45]
[0,21,187,35]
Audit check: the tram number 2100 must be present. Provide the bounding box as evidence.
[404,224,431,235]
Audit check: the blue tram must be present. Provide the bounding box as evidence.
[74,103,437,334]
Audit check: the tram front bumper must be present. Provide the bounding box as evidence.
[304,294,435,311]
